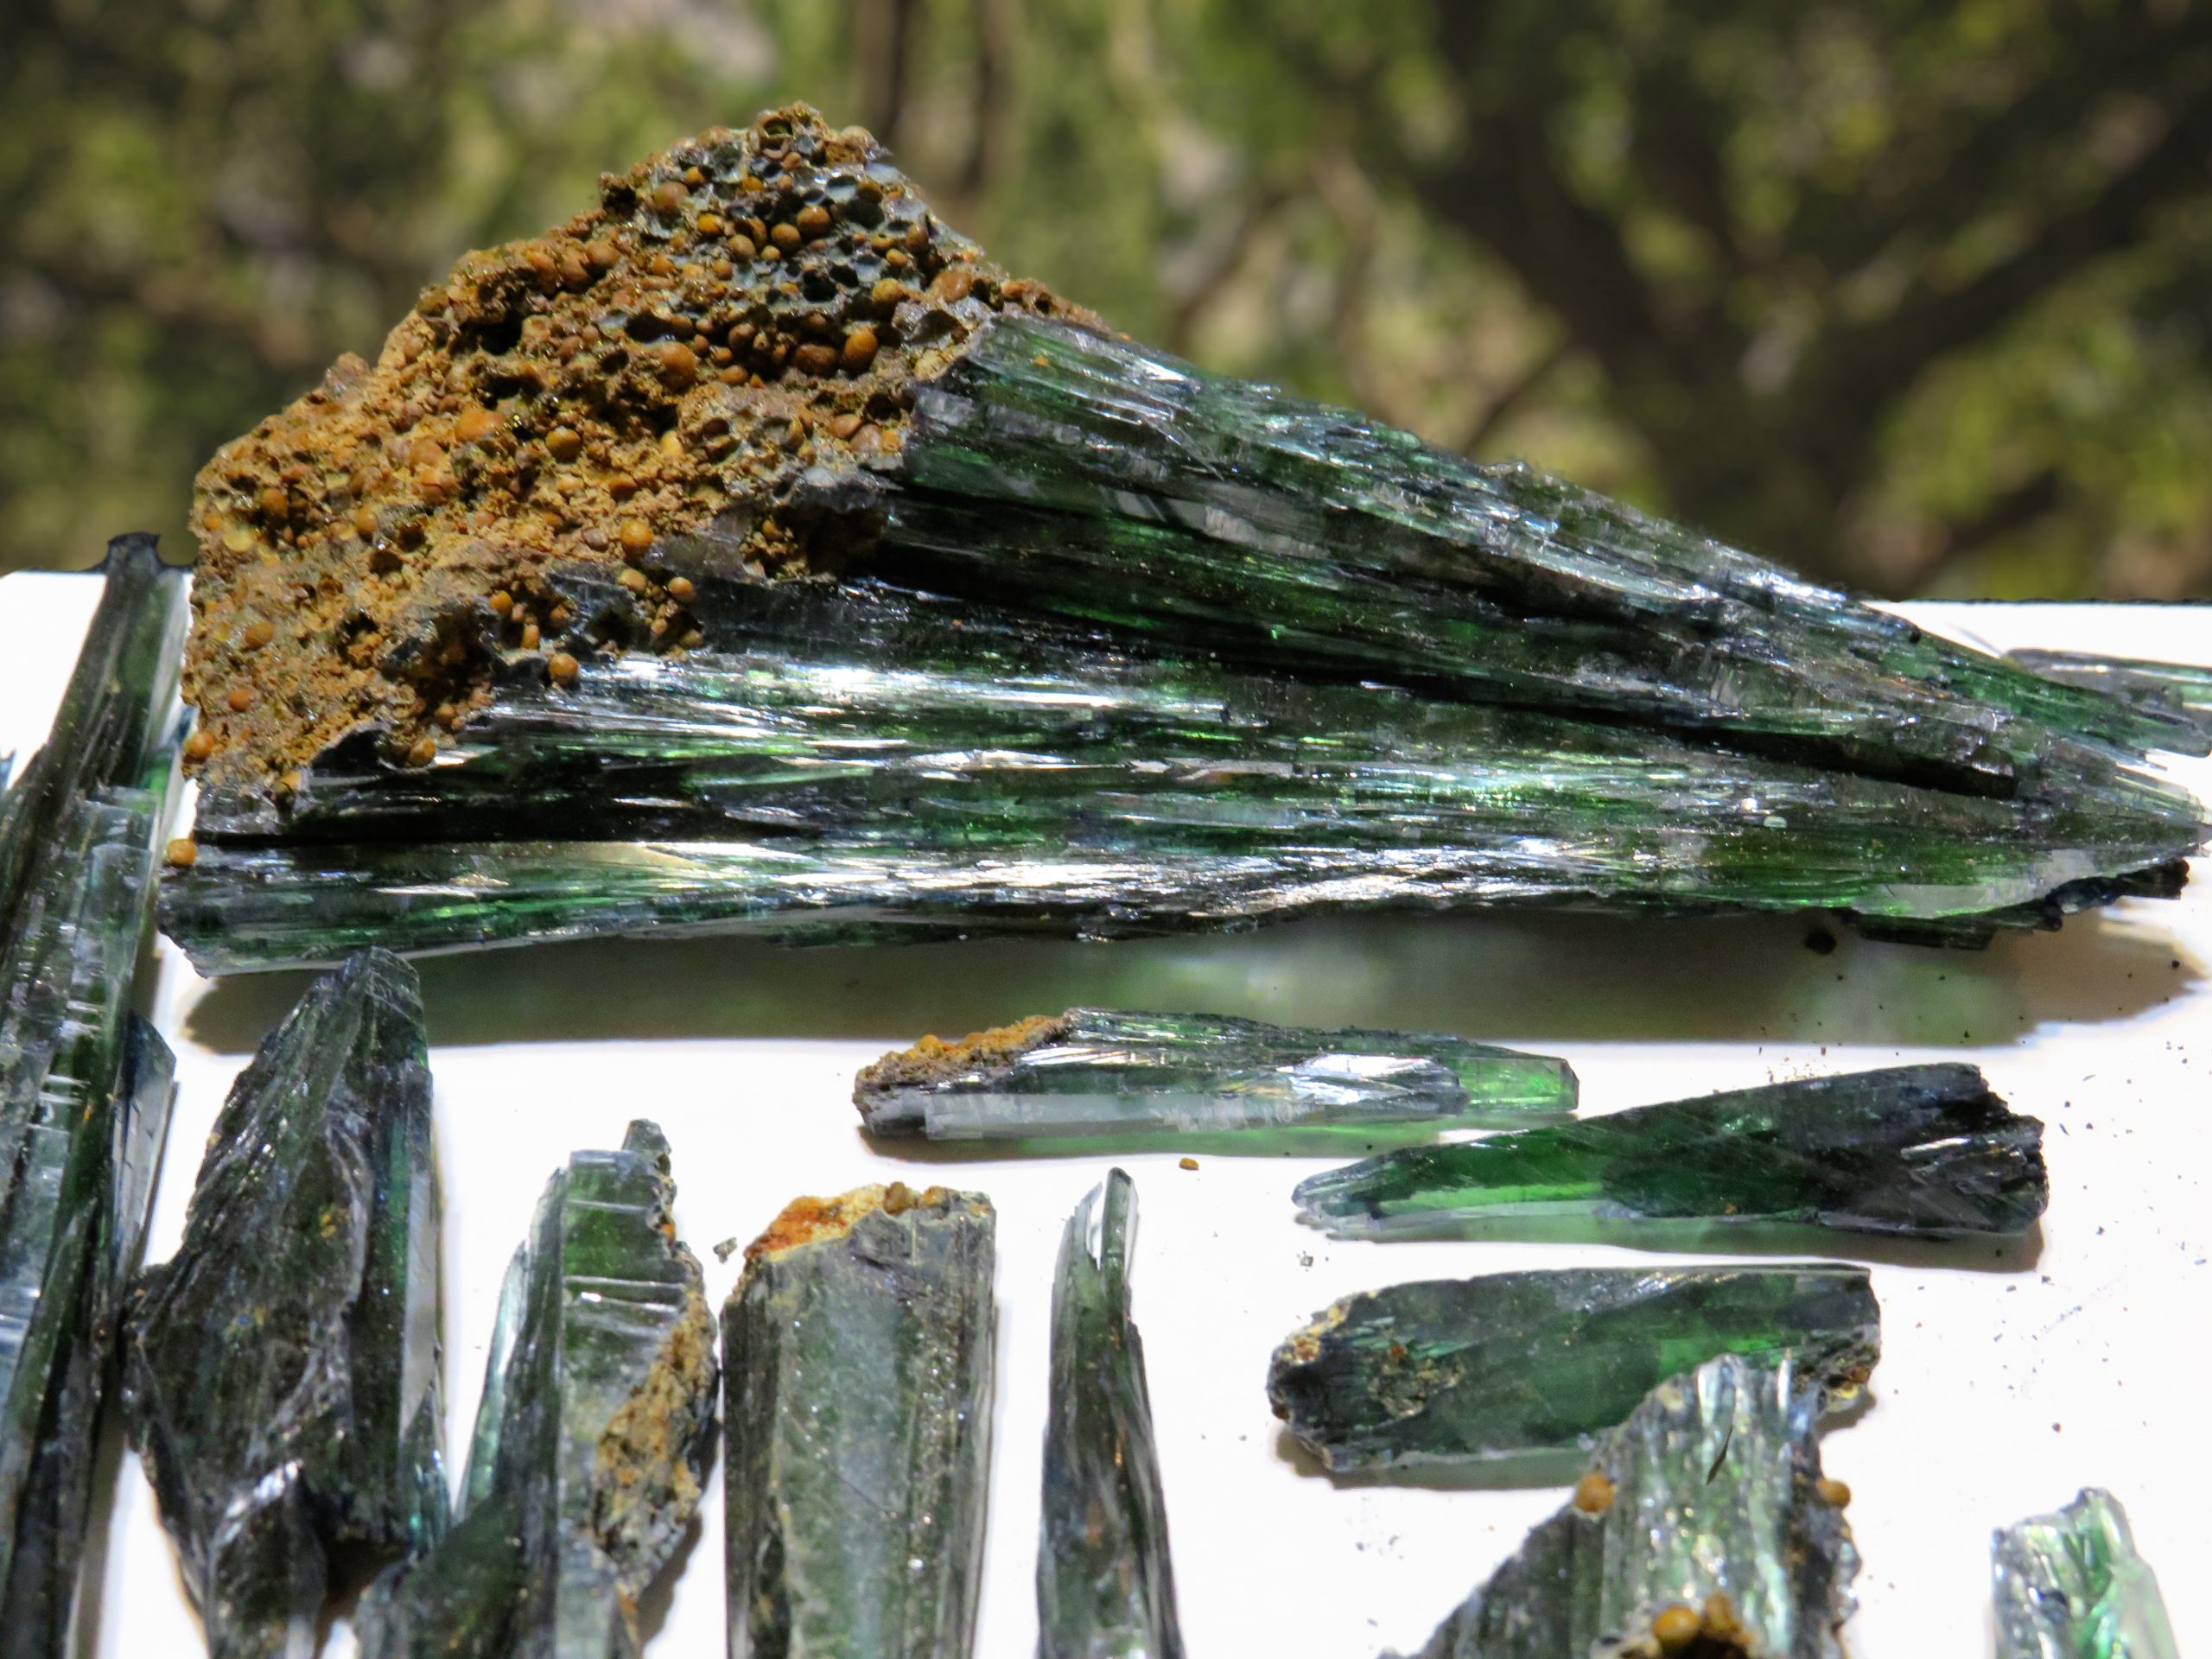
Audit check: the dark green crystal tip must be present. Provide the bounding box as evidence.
[1270,1263,1878,1472]
[1296,1062,2047,1243]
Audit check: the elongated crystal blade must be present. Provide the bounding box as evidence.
[2009,648,2212,737]
[354,1119,716,1659]
[123,949,447,1659]
[1269,1264,1878,1473]
[1295,1063,2045,1242]
[855,1008,1574,1141]
[161,110,2204,971]
[723,1183,995,1659]
[1395,1352,1858,1659]
[0,536,187,1656]
[1039,1170,1183,1659]
[1993,1488,2179,1659]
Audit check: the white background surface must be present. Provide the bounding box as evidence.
[3,567,2207,1659]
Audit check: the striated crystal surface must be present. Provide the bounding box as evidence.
[1268,1264,1878,1473]
[2009,648,2212,737]
[855,1008,1574,1141]
[1993,1489,2178,1659]
[123,949,446,1659]
[355,1119,716,1659]
[1296,1063,2045,1243]
[1395,1352,1858,1659]
[1039,1170,1183,1659]
[723,1182,995,1659]
[0,535,187,1655]
[159,114,2207,971]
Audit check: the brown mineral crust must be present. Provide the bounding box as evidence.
[182,104,1097,803]
[592,1276,716,1592]
[851,1012,1072,1108]
[741,1180,966,1263]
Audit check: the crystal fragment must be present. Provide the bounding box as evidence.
[855,1008,1575,1141]
[123,949,446,1659]
[2009,648,2212,740]
[1268,1264,1878,1472]
[1038,1170,1184,1659]
[1993,1488,2178,1659]
[353,1119,716,1659]
[162,111,2207,970]
[1295,1063,2045,1242]
[0,535,187,1656]
[723,1183,995,1659]
[1395,1352,1858,1659]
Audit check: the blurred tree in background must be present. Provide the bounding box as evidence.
[4,0,2211,595]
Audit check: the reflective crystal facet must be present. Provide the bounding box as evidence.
[1268,1264,1878,1472]
[1993,1488,2179,1659]
[723,1184,995,1659]
[0,536,186,1655]
[355,1119,717,1659]
[1039,1170,1183,1659]
[123,949,446,1659]
[1296,1063,2045,1242]
[1395,1352,1858,1659]
[855,1008,1575,1141]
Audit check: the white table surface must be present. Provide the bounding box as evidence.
[3,567,2205,1659]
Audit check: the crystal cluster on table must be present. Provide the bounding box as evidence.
[155,105,2209,972]
[855,1007,1576,1140]
[124,950,447,1659]
[0,535,184,1656]
[722,1183,996,1659]
[354,1119,716,1659]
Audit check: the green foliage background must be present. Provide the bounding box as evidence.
[4,0,2211,596]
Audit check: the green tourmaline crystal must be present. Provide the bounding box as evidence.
[1396,1352,1858,1659]
[1296,1062,2046,1243]
[124,949,447,1659]
[723,1184,996,1659]
[1038,1170,1184,1659]
[1993,1489,2178,1659]
[354,1119,716,1659]
[1268,1264,1878,1473]
[159,132,2210,971]
[854,1008,1574,1141]
[0,535,186,1656]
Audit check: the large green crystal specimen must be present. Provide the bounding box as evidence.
[723,1183,996,1659]
[0,535,186,1656]
[1397,1352,1858,1658]
[1038,1170,1183,1659]
[123,949,447,1659]
[1296,1062,2045,1243]
[1268,1264,1878,1473]
[354,1119,716,1659]
[855,1008,1574,1141]
[1993,1489,2179,1659]
[156,120,2209,971]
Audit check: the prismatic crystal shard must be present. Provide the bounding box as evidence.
[723,1183,995,1659]
[0,535,186,1656]
[1993,1489,2178,1659]
[354,1119,716,1659]
[1038,1170,1183,1659]
[160,106,2208,972]
[123,949,446,1659]
[855,1009,1575,1141]
[1295,1063,2046,1242]
[1268,1264,1878,1473]
[1397,1352,1859,1659]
